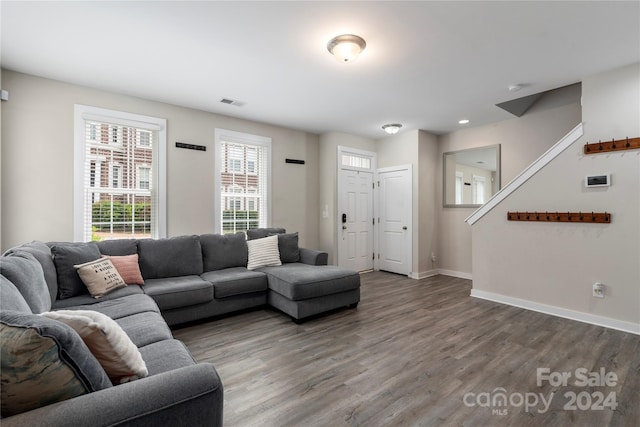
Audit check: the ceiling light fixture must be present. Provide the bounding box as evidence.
[458,119,470,124]
[382,123,402,135]
[327,34,366,63]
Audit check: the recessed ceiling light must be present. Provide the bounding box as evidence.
[508,84,522,92]
[458,119,470,124]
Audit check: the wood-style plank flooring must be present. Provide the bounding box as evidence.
[173,272,640,427]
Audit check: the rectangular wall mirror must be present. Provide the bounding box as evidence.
[443,145,501,207]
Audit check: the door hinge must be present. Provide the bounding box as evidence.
[372,253,375,260]
[372,182,375,189]
[372,218,375,225]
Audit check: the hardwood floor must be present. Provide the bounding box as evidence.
[173,272,640,427]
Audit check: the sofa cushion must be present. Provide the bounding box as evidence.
[41,310,148,384]
[247,235,281,270]
[75,257,127,299]
[50,242,102,299]
[114,311,173,348]
[97,239,137,256]
[138,339,197,376]
[201,267,268,298]
[138,235,203,279]
[143,276,213,310]
[105,254,145,285]
[275,232,300,263]
[56,294,160,320]
[200,233,248,272]
[0,275,32,313]
[246,227,286,240]
[5,241,58,303]
[1,251,52,313]
[52,285,144,309]
[0,310,112,417]
[260,264,360,301]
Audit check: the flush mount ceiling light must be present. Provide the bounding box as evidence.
[458,119,470,124]
[382,123,402,135]
[327,34,366,63]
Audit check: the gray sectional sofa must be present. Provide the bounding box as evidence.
[0,228,360,425]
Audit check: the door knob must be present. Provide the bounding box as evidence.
[402,226,407,230]
[343,225,347,230]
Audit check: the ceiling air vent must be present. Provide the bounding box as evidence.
[219,98,245,107]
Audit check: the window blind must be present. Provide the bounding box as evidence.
[82,119,156,241]
[219,138,269,234]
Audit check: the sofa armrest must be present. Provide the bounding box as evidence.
[1,363,223,427]
[299,247,328,266]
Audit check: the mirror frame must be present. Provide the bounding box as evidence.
[443,144,501,208]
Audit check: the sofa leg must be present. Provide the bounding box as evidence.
[349,302,359,309]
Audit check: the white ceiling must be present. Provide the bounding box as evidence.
[2,1,639,138]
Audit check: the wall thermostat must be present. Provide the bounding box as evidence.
[585,174,610,187]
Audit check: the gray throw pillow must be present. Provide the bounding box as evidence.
[273,232,300,263]
[0,251,52,313]
[50,243,102,299]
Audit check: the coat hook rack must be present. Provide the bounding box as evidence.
[507,211,611,223]
[584,136,640,154]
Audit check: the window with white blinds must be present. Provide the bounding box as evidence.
[74,105,166,242]
[215,129,271,234]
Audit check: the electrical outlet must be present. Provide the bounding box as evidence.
[593,283,605,298]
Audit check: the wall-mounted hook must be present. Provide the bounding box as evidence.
[626,137,630,148]
[598,140,603,151]
[611,138,616,149]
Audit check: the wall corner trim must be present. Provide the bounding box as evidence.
[470,288,640,335]
[465,123,584,225]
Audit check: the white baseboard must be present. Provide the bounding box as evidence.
[437,269,473,280]
[471,289,640,336]
[409,269,439,279]
[407,269,472,280]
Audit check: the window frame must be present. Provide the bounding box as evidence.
[74,105,166,241]
[214,128,271,234]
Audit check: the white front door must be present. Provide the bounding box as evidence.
[377,166,412,275]
[338,169,374,272]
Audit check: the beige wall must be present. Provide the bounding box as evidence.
[471,63,640,328]
[437,89,582,276]
[1,70,319,251]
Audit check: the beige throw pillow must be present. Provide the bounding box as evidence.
[246,235,281,270]
[75,257,126,298]
[41,310,148,384]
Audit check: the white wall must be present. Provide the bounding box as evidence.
[1,70,320,251]
[471,63,640,331]
[437,87,582,276]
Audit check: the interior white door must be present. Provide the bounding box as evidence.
[338,169,373,272]
[377,167,411,275]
